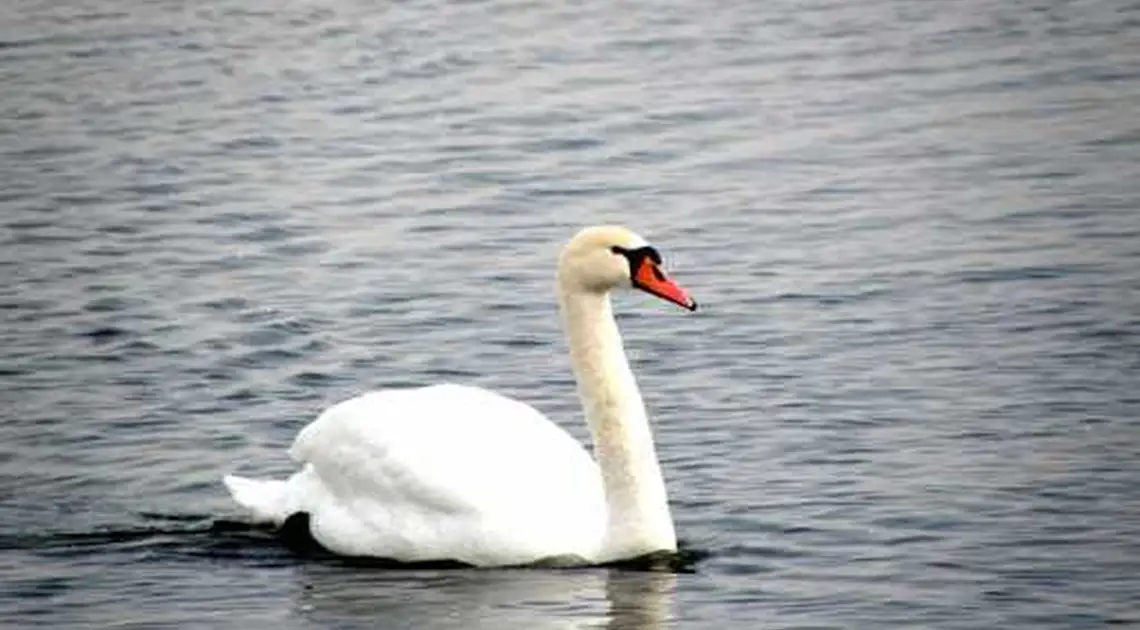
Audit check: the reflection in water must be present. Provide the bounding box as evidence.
[604,571,677,630]
[291,565,676,630]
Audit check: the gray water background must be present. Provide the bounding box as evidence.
[2,0,1139,628]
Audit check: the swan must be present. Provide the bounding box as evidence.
[223,225,697,567]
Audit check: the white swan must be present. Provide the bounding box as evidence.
[223,225,697,567]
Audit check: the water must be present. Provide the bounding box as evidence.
[2,0,1138,627]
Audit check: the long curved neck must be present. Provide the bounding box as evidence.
[558,284,676,560]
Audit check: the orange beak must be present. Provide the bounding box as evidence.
[632,258,698,311]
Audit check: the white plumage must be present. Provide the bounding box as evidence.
[223,226,697,567]
[226,384,606,566]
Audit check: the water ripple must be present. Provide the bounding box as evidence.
[2,0,1139,628]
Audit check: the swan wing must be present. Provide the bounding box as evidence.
[286,383,606,565]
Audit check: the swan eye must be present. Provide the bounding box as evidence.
[610,245,661,264]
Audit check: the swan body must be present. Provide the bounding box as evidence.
[224,226,697,567]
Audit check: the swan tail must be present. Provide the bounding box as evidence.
[223,474,290,525]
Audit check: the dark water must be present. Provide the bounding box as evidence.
[2,0,1139,627]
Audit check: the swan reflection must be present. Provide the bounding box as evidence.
[291,566,676,630]
[602,570,677,630]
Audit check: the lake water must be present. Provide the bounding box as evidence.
[2,0,1138,627]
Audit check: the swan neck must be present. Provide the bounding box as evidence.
[558,286,676,560]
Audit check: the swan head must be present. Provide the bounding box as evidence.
[558,225,697,311]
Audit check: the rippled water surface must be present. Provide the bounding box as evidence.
[2,0,1139,627]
